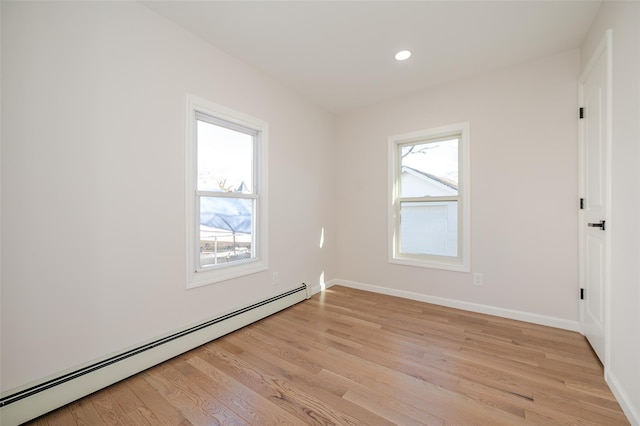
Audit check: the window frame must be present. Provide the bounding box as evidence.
[185,94,268,288]
[388,122,470,272]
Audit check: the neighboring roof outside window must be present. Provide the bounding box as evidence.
[401,166,458,198]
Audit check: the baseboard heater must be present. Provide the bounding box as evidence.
[0,284,309,426]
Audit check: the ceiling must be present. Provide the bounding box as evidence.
[143,1,601,114]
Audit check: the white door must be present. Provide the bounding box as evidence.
[579,31,611,364]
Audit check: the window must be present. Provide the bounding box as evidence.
[186,94,268,288]
[389,123,470,272]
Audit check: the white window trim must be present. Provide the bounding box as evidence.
[388,122,470,272]
[185,94,268,288]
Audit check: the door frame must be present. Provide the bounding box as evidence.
[578,29,612,368]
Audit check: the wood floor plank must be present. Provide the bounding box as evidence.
[89,388,130,425]
[318,368,448,425]
[277,308,536,417]
[185,353,304,425]
[227,328,348,397]
[145,362,247,425]
[203,340,392,425]
[202,342,350,425]
[24,285,630,425]
[67,396,106,425]
[254,315,520,424]
[107,381,152,426]
[125,372,193,425]
[28,405,76,425]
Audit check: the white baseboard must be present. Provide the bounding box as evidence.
[606,371,640,426]
[327,279,580,332]
[0,285,308,426]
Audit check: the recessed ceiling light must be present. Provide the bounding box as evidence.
[395,50,411,61]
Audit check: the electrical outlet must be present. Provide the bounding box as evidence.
[473,273,483,286]
[272,272,279,285]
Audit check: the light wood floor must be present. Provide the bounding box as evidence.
[29,285,629,425]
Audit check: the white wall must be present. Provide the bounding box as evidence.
[335,50,580,326]
[581,2,640,423]
[0,2,335,392]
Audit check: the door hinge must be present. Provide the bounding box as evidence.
[580,288,585,300]
[579,107,584,119]
[580,198,584,209]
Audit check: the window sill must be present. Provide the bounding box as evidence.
[187,258,268,289]
[389,256,469,273]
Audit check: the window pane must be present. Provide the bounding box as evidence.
[200,196,254,266]
[197,119,253,193]
[400,139,458,197]
[400,201,457,256]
